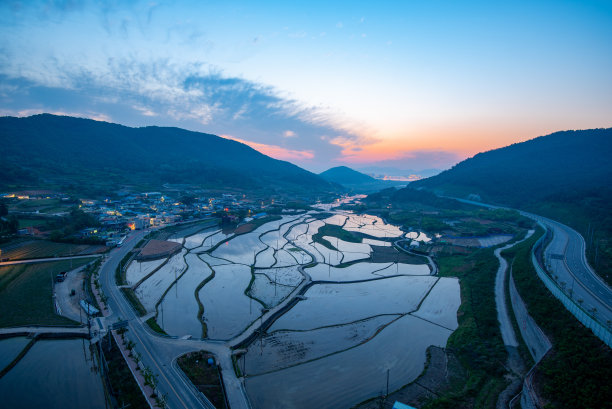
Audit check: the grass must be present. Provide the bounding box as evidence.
[145,317,168,335]
[422,247,508,409]
[17,218,45,228]
[120,288,147,317]
[99,333,149,409]
[0,258,94,327]
[115,252,133,285]
[177,351,228,409]
[503,227,612,408]
[0,239,105,261]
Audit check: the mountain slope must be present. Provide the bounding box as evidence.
[0,114,334,194]
[411,128,612,206]
[319,166,377,185]
[319,166,406,193]
[407,127,612,283]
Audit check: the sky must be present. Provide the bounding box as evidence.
[1,0,611,173]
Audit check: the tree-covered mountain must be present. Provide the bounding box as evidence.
[0,114,335,195]
[405,127,612,283]
[410,128,612,206]
[319,166,406,193]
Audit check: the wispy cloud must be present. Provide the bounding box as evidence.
[222,134,315,161]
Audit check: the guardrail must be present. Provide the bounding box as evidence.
[531,229,612,347]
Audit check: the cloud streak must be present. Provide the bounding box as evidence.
[222,135,315,161]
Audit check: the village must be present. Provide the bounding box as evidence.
[0,188,318,258]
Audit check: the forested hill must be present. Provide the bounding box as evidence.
[0,114,335,194]
[409,127,612,283]
[411,128,612,206]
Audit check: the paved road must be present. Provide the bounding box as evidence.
[449,197,612,326]
[99,229,254,409]
[99,230,214,409]
[494,233,535,348]
[533,216,612,322]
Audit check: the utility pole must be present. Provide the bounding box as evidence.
[386,368,390,397]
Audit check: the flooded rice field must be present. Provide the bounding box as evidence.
[0,338,105,409]
[245,314,453,409]
[158,253,212,337]
[129,209,460,407]
[268,276,438,331]
[0,336,30,370]
[126,258,166,285]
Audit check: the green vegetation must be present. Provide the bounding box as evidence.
[423,248,508,409]
[115,252,134,285]
[0,258,94,327]
[145,317,168,335]
[84,258,103,313]
[46,208,102,242]
[409,128,612,285]
[0,239,104,261]
[177,351,228,409]
[99,333,149,409]
[503,229,612,408]
[312,223,360,250]
[120,288,147,317]
[0,114,335,195]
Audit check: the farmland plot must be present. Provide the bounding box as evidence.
[373,262,431,276]
[246,314,453,409]
[212,233,267,265]
[135,249,187,311]
[269,276,437,331]
[249,274,296,308]
[243,314,399,375]
[198,264,262,339]
[158,253,212,337]
[254,246,276,268]
[126,258,166,286]
[412,277,460,330]
[192,230,233,252]
[305,262,393,282]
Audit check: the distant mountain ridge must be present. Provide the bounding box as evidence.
[319,166,377,184]
[0,114,335,194]
[319,166,406,193]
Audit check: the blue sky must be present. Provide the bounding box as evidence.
[1,0,611,173]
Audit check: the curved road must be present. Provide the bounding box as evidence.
[99,230,215,409]
[532,215,612,322]
[449,197,612,326]
[99,225,315,409]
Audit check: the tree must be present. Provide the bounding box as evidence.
[0,202,8,217]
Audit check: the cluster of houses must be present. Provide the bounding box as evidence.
[2,188,320,245]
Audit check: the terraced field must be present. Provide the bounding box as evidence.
[128,210,460,408]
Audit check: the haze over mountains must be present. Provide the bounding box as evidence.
[0,114,336,195]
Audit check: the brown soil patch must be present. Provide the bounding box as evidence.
[370,246,425,264]
[136,239,181,260]
[234,223,255,235]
